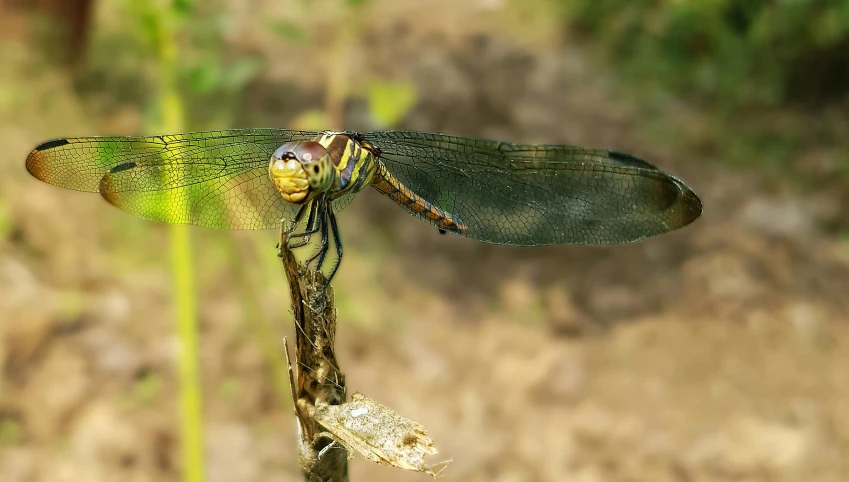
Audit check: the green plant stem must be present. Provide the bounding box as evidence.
[171,222,204,482]
[154,6,205,482]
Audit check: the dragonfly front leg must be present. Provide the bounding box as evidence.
[278,203,309,252]
[300,201,329,276]
[287,201,321,250]
[285,203,310,234]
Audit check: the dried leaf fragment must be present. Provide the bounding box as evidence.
[314,392,451,477]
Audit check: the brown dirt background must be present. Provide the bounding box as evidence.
[1,1,848,481]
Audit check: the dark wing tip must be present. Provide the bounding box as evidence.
[670,176,703,228]
[609,150,703,231]
[607,150,660,170]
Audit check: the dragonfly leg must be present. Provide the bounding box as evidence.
[323,210,343,285]
[279,203,309,251]
[299,201,329,276]
[285,203,310,234]
[287,202,320,249]
[312,210,331,273]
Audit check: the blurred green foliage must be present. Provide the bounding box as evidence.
[560,0,849,106]
[367,80,418,128]
[83,0,416,130]
[84,0,264,129]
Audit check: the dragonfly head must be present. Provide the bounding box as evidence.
[269,141,335,203]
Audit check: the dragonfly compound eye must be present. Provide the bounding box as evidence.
[268,141,334,204]
[295,141,334,193]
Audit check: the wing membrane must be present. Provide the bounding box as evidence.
[24,129,352,229]
[26,128,702,238]
[360,130,702,245]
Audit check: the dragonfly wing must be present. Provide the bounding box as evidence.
[360,131,702,246]
[24,129,348,230]
[330,193,356,213]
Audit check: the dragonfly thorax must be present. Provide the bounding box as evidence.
[268,141,335,204]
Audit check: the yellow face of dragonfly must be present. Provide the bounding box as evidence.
[268,141,335,204]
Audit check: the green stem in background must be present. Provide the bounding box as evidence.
[154,4,205,482]
[170,221,204,482]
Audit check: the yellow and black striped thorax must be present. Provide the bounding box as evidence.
[315,132,378,199]
[315,131,467,235]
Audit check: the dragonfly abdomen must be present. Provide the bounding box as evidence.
[371,161,468,234]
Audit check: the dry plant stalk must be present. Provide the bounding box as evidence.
[279,228,349,482]
[278,227,449,481]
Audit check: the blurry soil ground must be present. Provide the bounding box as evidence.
[2,2,849,481]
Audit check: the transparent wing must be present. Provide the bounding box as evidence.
[359,130,702,245]
[25,129,356,229]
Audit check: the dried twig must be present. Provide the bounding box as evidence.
[279,227,349,482]
[279,225,449,481]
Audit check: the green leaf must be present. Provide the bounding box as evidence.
[367,81,418,128]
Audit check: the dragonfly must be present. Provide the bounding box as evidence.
[25,129,702,283]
